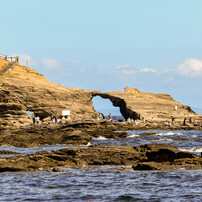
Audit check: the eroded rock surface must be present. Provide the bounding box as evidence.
[1,59,201,128]
[0,59,96,128]
[0,143,201,172]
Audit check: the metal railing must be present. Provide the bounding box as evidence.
[0,53,19,62]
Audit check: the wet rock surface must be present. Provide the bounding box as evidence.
[0,150,21,155]
[0,120,201,172]
[1,120,201,148]
[0,142,201,172]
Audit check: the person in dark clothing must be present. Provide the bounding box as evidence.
[171,116,175,125]
[183,118,186,126]
[33,117,35,125]
[189,117,192,123]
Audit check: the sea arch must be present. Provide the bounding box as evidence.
[92,91,140,120]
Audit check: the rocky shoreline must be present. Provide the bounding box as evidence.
[0,120,201,147]
[0,120,201,172]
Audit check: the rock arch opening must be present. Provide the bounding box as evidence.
[92,92,140,121]
[26,110,34,115]
[92,95,123,120]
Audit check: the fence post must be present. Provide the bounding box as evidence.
[16,56,19,63]
[5,55,7,60]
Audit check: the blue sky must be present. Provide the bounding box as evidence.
[1,0,202,114]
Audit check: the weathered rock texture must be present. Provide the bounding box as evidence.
[0,59,96,127]
[0,59,201,128]
[0,143,201,172]
[93,87,197,122]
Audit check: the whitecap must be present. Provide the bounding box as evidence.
[127,134,139,138]
[152,139,172,142]
[163,139,173,141]
[156,131,182,136]
[86,142,92,147]
[92,136,108,140]
[180,147,202,153]
[193,147,202,152]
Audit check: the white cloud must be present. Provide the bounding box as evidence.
[140,68,157,73]
[42,58,59,69]
[113,64,131,69]
[178,58,202,77]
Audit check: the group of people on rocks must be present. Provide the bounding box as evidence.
[30,111,200,127]
[32,115,40,125]
[31,114,62,126]
[169,116,199,126]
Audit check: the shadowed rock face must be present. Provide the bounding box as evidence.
[0,59,200,128]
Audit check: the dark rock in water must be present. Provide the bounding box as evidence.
[0,167,26,172]
[146,148,198,163]
[139,132,157,136]
[132,162,158,170]
[115,132,129,138]
[0,143,201,172]
[176,152,197,159]
[172,137,188,141]
[146,149,177,162]
[132,162,178,170]
[133,143,179,153]
[51,167,63,172]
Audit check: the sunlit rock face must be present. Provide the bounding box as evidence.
[93,87,196,122]
[0,58,199,128]
[0,59,96,127]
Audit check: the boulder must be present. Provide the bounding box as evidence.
[146,149,198,163]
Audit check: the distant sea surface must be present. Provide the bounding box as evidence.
[0,130,202,201]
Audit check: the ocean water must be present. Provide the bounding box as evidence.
[0,130,201,201]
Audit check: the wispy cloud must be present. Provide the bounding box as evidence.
[112,64,137,78]
[42,58,59,69]
[113,64,131,69]
[140,68,157,73]
[178,58,202,77]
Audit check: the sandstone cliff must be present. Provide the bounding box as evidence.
[0,59,200,128]
[93,87,197,122]
[0,59,96,127]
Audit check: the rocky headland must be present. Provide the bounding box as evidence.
[1,58,202,128]
[0,58,202,172]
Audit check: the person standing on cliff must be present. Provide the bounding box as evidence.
[171,116,175,126]
[36,116,40,124]
[32,116,35,125]
[189,117,192,123]
[108,113,112,121]
[183,117,186,126]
